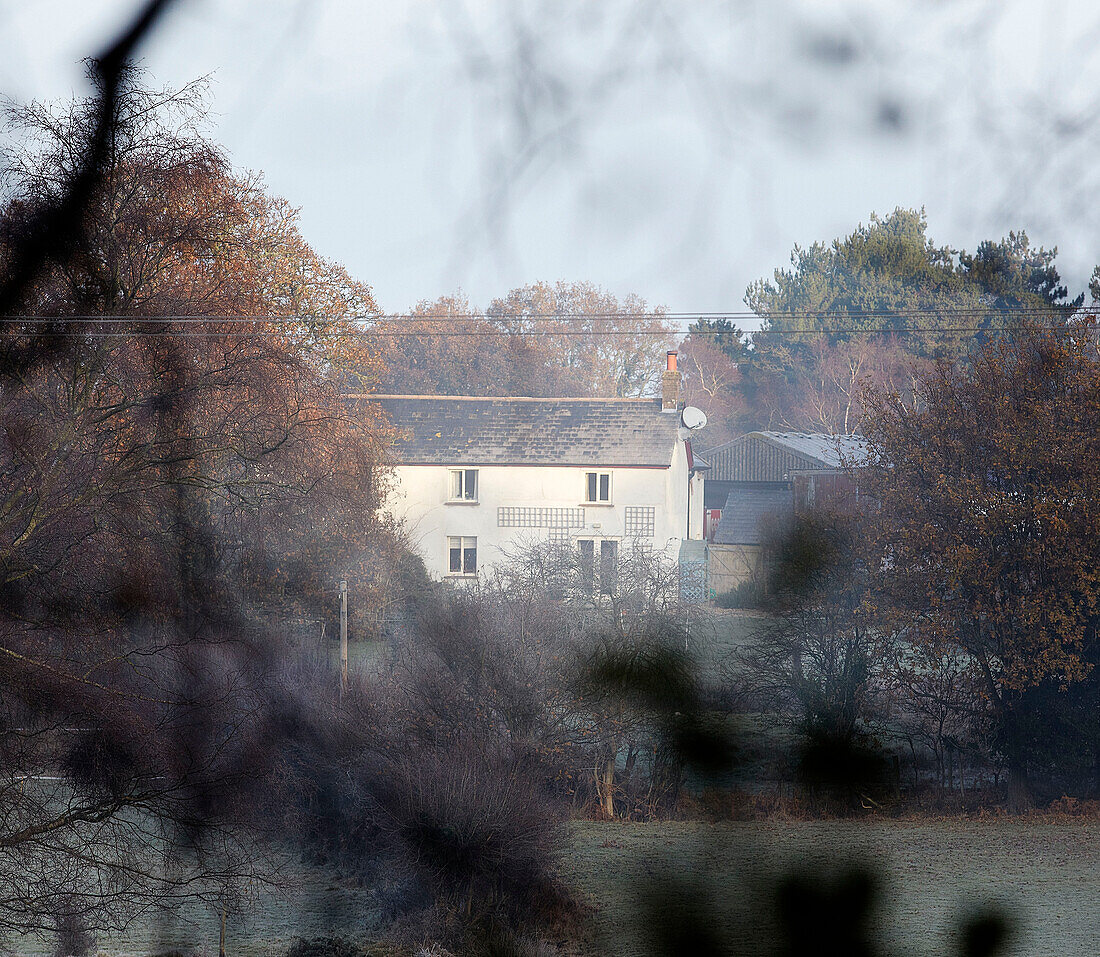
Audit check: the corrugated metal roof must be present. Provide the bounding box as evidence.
[713,486,794,545]
[355,394,680,466]
[700,431,868,483]
[760,432,869,468]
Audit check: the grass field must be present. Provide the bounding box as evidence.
[18,818,1094,957]
[564,819,1100,957]
[25,618,1086,956]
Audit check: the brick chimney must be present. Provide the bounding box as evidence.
[661,350,680,412]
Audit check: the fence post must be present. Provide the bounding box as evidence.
[339,579,348,700]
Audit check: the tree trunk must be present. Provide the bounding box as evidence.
[599,757,616,818]
[1006,760,1033,813]
[1000,708,1034,812]
[623,747,638,790]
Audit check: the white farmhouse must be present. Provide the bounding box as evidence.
[359,355,706,580]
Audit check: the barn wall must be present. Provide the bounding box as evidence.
[792,471,860,511]
[708,543,766,595]
[705,434,823,483]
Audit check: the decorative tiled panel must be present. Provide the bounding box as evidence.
[624,506,656,538]
[497,507,586,528]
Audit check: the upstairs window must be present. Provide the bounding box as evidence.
[450,469,478,502]
[448,536,477,575]
[585,471,611,504]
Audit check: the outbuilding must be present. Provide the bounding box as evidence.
[701,431,867,595]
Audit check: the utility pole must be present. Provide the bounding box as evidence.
[339,579,348,699]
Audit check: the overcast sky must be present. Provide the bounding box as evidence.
[2,0,1100,320]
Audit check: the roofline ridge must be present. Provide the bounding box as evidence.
[754,429,865,439]
[345,393,658,403]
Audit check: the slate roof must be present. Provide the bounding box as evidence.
[701,431,868,484]
[357,395,681,466]
[713,486,794,546]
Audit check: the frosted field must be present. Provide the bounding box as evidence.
[4,818,1097,956]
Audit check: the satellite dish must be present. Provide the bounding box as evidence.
[681,407,708,430]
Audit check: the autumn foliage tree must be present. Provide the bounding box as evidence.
[369,292,547,396]
[861,317,1100,808]
[1,67,392,617]
[0,66,399,935]
[677,330,749,445]
[373,280,674,397]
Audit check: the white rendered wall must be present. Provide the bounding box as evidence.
[385,458,703,579]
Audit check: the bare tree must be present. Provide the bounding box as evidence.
[733,508,896,806]
[881,644,989,795]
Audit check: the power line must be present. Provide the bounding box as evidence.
[0,307,1093,338]
[0,306,1095,322]
[0,328,1077,339]
[0,325,1087,339]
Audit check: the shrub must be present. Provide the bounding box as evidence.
[714,581,763,609]
[377,745,567,922]
[285,939,366,957]
[271,592,580,947]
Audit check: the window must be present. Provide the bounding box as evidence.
[599,540,618,595]
[578,539,594,592]
[576,539,594,594]
[584,471,611,503]
[577,538,618,595]
[447,536,477,575]
[449,469,478,502]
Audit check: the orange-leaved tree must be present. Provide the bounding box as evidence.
[861,317,1100,808]
[0,66,401,932]
[486,281,675,397]
[370,292,546,396]
[372,281,674,397]
[1,66,391,619]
